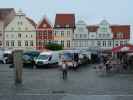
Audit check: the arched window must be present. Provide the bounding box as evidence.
[25,41,28,46]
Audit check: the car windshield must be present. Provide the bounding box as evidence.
[23,51,40,58]
[38,55,50,60]
[61,53,73,60]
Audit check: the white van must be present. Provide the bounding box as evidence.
[35,51,59,67]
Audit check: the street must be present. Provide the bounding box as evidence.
[0,64,133,100]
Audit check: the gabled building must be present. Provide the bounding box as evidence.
[5,10,36,50]
[87,20,130,50]
[54,14,75,49]
[0,8,15,48]
[36,16,53,50]
[73,20,89,49]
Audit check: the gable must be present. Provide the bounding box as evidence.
[37,17,52,29]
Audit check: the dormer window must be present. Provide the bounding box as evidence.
[56,25,60,27]
[66,24,69,27]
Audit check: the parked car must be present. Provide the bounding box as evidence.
[3,50,13,64]
[59,51,79,69]
[0,50,5,64]
[35,51,59,67]
[23,51,40,67]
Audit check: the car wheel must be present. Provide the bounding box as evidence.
[0,61,4,64]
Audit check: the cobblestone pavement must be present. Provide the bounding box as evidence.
[0,64,133,100]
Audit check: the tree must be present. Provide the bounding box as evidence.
[45,43,63,51]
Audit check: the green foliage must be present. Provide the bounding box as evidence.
[45,43,63,51]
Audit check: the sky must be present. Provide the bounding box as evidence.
[0,0,133,41]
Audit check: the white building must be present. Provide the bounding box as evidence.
[73,20,89,49]
[87,20,130,51]
[5,10,36,50]
[54,14,75,49]
[72,19,130,51]
[0,8,15,48]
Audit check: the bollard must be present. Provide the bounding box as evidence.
[13,50,23,84]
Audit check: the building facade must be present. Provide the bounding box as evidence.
[87,20,130,50]
[36,17,53,50]
[5,10,36,50]
[0,8,15,48]
[54,14,75,49]
[73,20,89,49]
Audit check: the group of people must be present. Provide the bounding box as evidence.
[97,54,129,73]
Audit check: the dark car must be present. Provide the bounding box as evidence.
[23,51,40,67]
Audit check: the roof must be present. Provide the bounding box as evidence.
[87,25,130,34]
[0,8,15,27]
[0,8,14,20]
[26,17,36,28]
[54,14,75,28]
[87,25,99,32]
[37,17,52,29]
[111,25,130,34]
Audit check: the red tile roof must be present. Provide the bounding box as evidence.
[54,14,75,28]
[37,17,52,29]
[87,25,99,32]
[111,25,130,34]
[26,17,36,28]
[87,25,130,34]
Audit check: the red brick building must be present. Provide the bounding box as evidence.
[36,17,53,50]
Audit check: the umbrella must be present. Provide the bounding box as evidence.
[112,44,133,53]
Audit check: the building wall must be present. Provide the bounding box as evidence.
[5,11,36,50]
[73,20,89,49]
[54,28,73,49]
[36,29,53,50]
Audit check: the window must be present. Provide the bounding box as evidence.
[61,40,64,47]
[67,40,70,47]
[0,41,2,46]
[75,34,78,38]
[66,25,69,27]
[25,41,28,46]
[11,41,14,46]
[67,31,70,37]
[108,41,112,47]
[26,35,28,38]
[11,27,14,31]
[61,31,64,37]
[31,35,33,38]
[43,40,47,46]
[6,34,8,38]
[103,41,106,47]
[80,34,82,38]
[97,41,101,46]
[18,33,21,38]
[18,27,21,30]
[6,41,9,46]
[84,34,87,38]
[11,34,14,38]
[120,41,123,45]
[18,41,21,46]
[25,27,28,31]
[30,41,33,46]
[115,41,119,46]
[39,41,42,46]
[0,33,2,37]
[101,27,107,32]
[18,22,23,25]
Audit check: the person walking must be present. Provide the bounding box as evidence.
[61,61,68,80]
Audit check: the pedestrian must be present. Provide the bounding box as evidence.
[61,61,68,80]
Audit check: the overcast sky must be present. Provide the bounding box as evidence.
[0,0,133,41]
